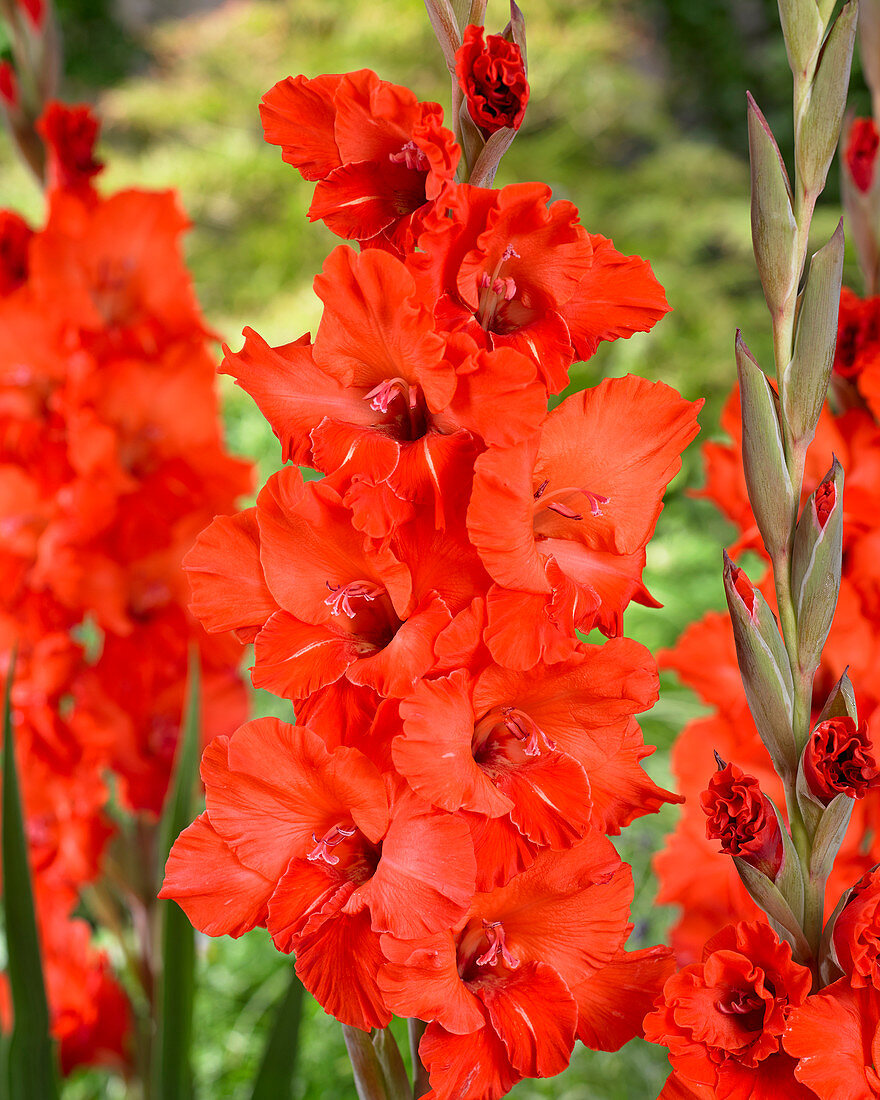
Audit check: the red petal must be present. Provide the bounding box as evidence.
[573,945,675,1051]
[348,596,451,698]
[420,1018,520,1100]
[295,908,392,1031]
[184,508,277,643]
[537,377,702,556]
[480,961,577,1078]
[464,810,537,891]
[202,718,388,880]
[379,932,484,1035]
[258,466,411,620]
[221,328,376,465]
[158,813,273,938]
[252,611,354,699]
[267,859,350,952]
[470,833,632,988]
[395,672,512,815]
[259,73,343,180]
[562,234,671,361]
[496,749,592,848]
[357,787,476,938]
[312,246,446,398]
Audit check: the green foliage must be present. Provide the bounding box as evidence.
[153,652,201,1100]
[2,654,61,1100]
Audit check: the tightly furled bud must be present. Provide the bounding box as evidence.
[802,716,879,805]
[845,117,880,193]
[701,759,784,879]
[0,61,18,111]
[832,867,880,988]
[455,24,529,136]
[722,553,796,773]
[791,459,844,674]
[37,102,103,193]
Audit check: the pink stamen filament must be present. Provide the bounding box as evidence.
[501,706,556,756]
[324,580,385,618]
[476,920,520,969]
[476,244,521,330]
[533,483,610,520]
[364,377,414,414]
[307,823,357,866]
[388,140,429,173]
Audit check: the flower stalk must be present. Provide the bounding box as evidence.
[731,0,860,971]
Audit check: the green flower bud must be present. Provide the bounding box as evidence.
[723,552,797,776]
[782,222,845,448]
[737,333,796,558]
[791,458,844,675]
[747,94,798,317]
[796,2,858,197]
[778,0,825,75]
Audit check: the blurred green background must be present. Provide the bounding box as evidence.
[0,0,866,1096]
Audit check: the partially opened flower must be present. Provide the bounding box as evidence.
[455,24,529,136]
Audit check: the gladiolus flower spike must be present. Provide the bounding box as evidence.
[161,5,701,1098]
[649,3,880,1097]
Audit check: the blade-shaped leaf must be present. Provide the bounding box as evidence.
[3,652,60,1100]
[249,964,305,1100]
[154,649,202,1100]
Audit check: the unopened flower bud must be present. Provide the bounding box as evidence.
[777,0,824,75]
[782,222,844,448]
[37,102,103,193]
[455,23,529,137]
[845,117,880,193]
[803,716,879,805]
[791,459,843,675]
[747,95,798,318]
[832,866,880,988]
[0,61,19,112]
[15,0,45,30]
[796,2,858,198]
[736,334,795,559]
[723,552,796,773]
[701,758,784,880]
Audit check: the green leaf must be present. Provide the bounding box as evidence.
[154,648,202,1100]
[249,965,305,1100]
[2,652,60,1100]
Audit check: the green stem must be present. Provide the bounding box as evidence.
[408,1019,430,1099]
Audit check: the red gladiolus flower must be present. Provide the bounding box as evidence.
[784,979,880,1097]
[833,866,880,988]
[803,716,879,805]
[379,834,658,1098]
[468,375,701,661]
[412,182,670,393]
[845,117,880,193]
[260,69,459,252]
[37,102,104,195]
[701,760,783,878]
[455,24,529,136]
[644,921,812,1097]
